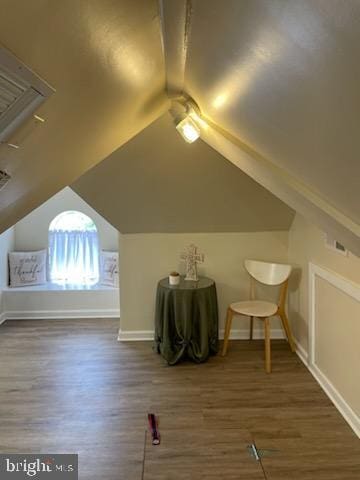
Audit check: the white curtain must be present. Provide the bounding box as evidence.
[49,230,100,285]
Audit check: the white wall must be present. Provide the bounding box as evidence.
[0,226,15,316]
[288,213,360,436]
[288,213,360,352]
[14,187,119,251]
[119,231,289,336]
[314,275,360,420]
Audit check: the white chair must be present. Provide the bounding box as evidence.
[222,260,295,373]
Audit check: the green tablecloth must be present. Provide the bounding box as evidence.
[155,276,219,365]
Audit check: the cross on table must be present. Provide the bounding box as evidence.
[180,244,204,281]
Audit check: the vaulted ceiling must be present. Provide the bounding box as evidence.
[0,1,359,253]
[0,0,168,232]
[161,0,360,253]
[185,0,360,226]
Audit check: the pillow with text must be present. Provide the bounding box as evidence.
[100,251,119,287]
[9,250,47,287]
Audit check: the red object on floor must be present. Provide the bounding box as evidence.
[148,413,160,445]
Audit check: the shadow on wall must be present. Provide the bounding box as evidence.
[288,267,307,348]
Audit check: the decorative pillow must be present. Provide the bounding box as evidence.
[9,250,47,287]
[100,251,119,287]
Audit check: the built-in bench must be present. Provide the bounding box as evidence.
[1,283,120,322]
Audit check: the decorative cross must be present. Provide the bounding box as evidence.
[180,244,204,281]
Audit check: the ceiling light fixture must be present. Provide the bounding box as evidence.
[170,97,204,144]
[176,116,201,143]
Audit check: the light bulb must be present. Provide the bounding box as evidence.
[176,116,201,143]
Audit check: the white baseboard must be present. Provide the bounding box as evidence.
[0,311,6,325]
[118,330,154,341]
[3,309,120,320]
[294,338,309,366]
[117,328,285,342]
[308,362,360,438]
[294,337,359,438]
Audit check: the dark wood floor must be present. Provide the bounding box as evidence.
[0,319,358,480]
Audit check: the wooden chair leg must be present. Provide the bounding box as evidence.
[249,316,254,340]
[264,318,271,373]
[279,311,295,352]
[222,308,233,356]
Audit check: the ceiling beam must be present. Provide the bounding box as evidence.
[159,0,191,96]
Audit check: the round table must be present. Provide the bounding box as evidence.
[154,276,219,365]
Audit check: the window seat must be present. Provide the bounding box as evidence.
[1,282,120,321]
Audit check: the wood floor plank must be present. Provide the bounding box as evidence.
[144,428,264,480]
[0,319,358,480]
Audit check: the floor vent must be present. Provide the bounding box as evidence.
[247,443,278,461]
[0,46,55,143]
[0,170,10,190]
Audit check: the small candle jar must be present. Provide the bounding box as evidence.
[169,271,180,286]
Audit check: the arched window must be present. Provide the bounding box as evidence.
[49,211,99,285]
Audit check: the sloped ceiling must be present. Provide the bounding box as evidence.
[160,0,360,254]
[72,113,294,233]
[0,0,167,233]
[184,0,360,225]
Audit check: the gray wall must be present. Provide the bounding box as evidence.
[73,113,294,234]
